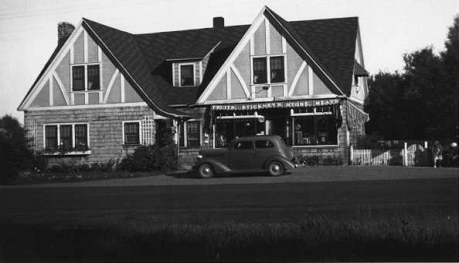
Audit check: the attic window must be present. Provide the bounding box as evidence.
[252,56,285,84]
[180,64,195,86]
[72,64,100,91]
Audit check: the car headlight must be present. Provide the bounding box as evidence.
[197,155,203,160]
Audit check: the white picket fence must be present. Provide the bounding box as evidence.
[350,142,430,166]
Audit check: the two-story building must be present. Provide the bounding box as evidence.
[18,6,369,165]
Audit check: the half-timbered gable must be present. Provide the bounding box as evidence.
[18,6,369,165]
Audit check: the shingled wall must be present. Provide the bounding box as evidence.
[24,105,158,166]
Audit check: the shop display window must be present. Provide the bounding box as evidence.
[293,115,337,145]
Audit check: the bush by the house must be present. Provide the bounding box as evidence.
[298,155,343,166]
[118,144,178,172]
[0,115,33,184]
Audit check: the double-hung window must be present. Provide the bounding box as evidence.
[44,123,89,151]
[178,120,201,148]
[72,64,100,91]
[123,121,140,145]
[180,64,195,86]
[252,56,285,84]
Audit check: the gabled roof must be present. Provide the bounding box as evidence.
[82,19,188,118]
[21,7,362,114]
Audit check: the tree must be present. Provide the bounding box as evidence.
[0,115,33,184]
[365,16,459,141]
[441,15,459,141]
[365,71,405,138]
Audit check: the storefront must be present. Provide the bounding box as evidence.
[209,98,342,148]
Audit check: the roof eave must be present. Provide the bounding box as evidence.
[82,19,189,119]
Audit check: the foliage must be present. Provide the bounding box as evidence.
[118,145,157,172]
[2,212,457,261]
[297,155,343,166]
[0,115,33,184]
[118,144,178,172]
[365,16,459,141]
[45,160,116,174]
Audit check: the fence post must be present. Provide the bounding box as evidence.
[403,142,408,166]
[350,145,354,165]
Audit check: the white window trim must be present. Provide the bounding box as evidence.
[70,63,102,92]
[250,55,287,87]
[122,120,142,145]
[43,122,90,150]
[177,63,196,87]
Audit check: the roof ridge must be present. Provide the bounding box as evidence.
[134,24,250,36]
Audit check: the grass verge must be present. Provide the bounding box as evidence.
[1,212,457,262]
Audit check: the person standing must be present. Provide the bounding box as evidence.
[431,141,443,168]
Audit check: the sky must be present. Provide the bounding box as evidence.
[0,0,458,122]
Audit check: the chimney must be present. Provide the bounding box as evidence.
[58,22,75,46]
[213,17,224,29]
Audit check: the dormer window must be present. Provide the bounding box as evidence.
[72,64,100,91]
[180,64,195,86]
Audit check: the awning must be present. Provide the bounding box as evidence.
[347,102,369,130]
[354,60,369,77]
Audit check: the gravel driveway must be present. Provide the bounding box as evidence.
[5,166,457,188]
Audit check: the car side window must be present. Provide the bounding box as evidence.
[234,141,253,150]
[255,140,274,149]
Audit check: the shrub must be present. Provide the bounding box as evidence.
[0,115,33,184]
[118,144,178,172]
[298,155,342,166]
[118,145,157,172]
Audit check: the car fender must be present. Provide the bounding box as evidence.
[195,159,231,174]
[263,156,297,170]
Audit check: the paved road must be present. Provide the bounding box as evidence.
[2,166,457,188]
[0,167,457,225]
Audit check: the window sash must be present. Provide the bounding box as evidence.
[45,126,58,150]
[87,65,100,90]
[60,125,73,149]
[270,56,285,83]
[253,57,267,84]
[124,122,140,145]
[186,121,200,147]
[75,124,88,148]
[180,65,194,86]
[72,66,85,91]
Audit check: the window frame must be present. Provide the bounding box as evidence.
[122,120,142,145]
[178,119,202,148]
[43,123,90,151]
[251,55,286,85]
[291,109,338,146]
[71,63,101,92]
[178,63,196,87]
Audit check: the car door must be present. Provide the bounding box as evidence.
[253,139,276,169]
[230,140,254,170]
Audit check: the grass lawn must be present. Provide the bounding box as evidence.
[0,167,457,262]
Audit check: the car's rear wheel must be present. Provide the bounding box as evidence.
[198,163,214,178]
[267,161,284,176]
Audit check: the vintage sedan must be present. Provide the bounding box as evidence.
[195,135,297,178]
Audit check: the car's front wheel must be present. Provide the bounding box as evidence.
[197,163,214,178]
[267,161,284,176]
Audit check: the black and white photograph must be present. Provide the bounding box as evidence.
[0,0,458,261]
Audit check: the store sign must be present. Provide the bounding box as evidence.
[211,99,340,111]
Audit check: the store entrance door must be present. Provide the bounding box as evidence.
[270,117,291,145]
